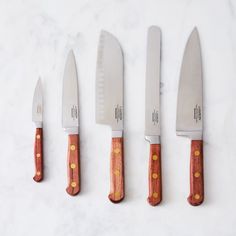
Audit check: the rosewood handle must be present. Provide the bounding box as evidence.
[108,137,124,203]
[33,128,43,182]
[188,140,204,206]
[147,144,162,206]
[66,134,80,196]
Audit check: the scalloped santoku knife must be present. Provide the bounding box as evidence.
[62,50,80,196]
[176,28,204,206]
[145,26,162,206]
[96,31,124,203]
[32,78,43,182]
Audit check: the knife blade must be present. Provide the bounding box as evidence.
[32,78,43,182]
[96,31,124,203]
[176,27,204,206]
[145,26,162,206]
[62,50,80,196]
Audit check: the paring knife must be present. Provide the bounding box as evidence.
[145,26,162,206]
[96,31,124,203]
[62,50,80,196]
[176,28,204,206]
[32,78,44,182]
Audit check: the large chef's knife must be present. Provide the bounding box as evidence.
[96,31,124,203]
[145,26,162,206]
[176,28,204,206]
[62,50,80,196]
[32,78,44,182]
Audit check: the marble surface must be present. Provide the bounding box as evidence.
[0,0,236,235]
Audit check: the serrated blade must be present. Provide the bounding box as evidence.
[32,78,43,127]
[95,31,124,131]
[176,28,203,139]
[62,50,79,134]
[145,26,161,137]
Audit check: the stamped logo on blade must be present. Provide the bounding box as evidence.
[115,105,123,123]
[152,109,159,125]
[71,105,78,120]
[194,105,201,123]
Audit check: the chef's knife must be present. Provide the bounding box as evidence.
[145,26,162,206]
[176,28,204,206]
[96,31,124,203]
[62,50,80,196]
[32,78,43,182]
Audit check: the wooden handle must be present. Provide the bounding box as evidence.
[108,137,124,203]
[66,134,80,196]
[147,144,162,206]
[33,128,43,182]
[188,140,204,206]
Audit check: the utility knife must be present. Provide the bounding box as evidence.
[145,26,162,206]
[96,31,124,203]
[32,78,44,182]
[176,28,204,206]
[62,50,80,196]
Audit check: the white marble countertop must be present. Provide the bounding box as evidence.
[0,0,236,235]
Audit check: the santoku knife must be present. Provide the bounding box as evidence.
[32,78,44,182]
[62,50,80,196]
[96,31,124,203]
[176,28,204,206]
[145,26,162,206]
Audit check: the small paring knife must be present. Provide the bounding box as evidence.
[176,28,204,206]
[96,31,124,203]
[62,50,80,196]
[145,26,162,206]
[32,78,44,182]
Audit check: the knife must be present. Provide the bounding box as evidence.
[96,31,124,203]
[32,78,44,182]
[176,28,204,206]
[62,50,80,196]
[145,26,162,206]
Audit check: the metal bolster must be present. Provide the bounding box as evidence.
[112,130,123,138]
[176,130,203,140]
[64,127,79,135]
[145,135,161,144]
[35,121,43,128]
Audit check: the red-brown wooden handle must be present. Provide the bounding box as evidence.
[33,128,43,182]
[66,134,80,196]
[147,144,162,206]
[108,137,124,203]
[188,140,204,206]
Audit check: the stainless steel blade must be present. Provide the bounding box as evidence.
[176,28,203,139]
[145,26,161,141]
[32,78,43,127]
[95,31,124,131]
[62,50,79,134]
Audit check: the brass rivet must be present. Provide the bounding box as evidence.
[36,135,40,139]
[70,145,76,151]
[152,155,158,161]
[194,194,200,200]
[152,173,158,179]
[114,170,120,176]
[36,171,41,176]
[194,150,200,156]
[114,148,120,154]
[194,172,200,178]
[114,192,120,198]
[70,163,76,169]
[36,153,41,158]
[153,192,158,198]
[71,182,76,187]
